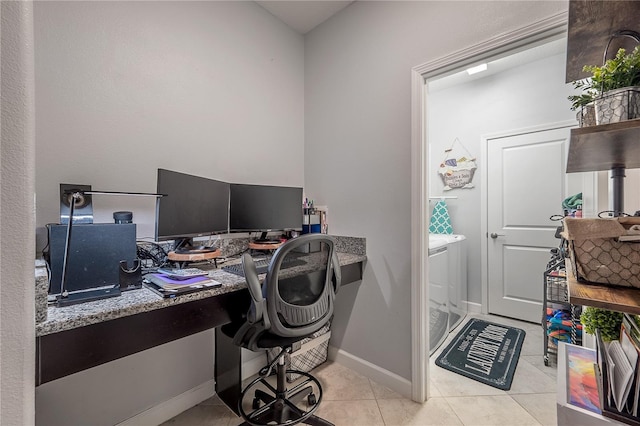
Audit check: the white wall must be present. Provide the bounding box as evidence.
[304,0,567,381]
[427,48,577,305]
[1,2,36,425]
[33,2,303,424]
[596,170,640,214]
[624,169,640,214]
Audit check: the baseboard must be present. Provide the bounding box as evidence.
[121,347,395,426]
[327,346,412,399]
[464,300,482,314]
[116,379,215,426]
[117,353,265,426]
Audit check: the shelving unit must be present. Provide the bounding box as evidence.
[562,117,640,425]
[557,342,625,425]
[543,260,581,366]
[567,118,640,214]
[565,262,640,425]
[567,276,640,424]
[567,119,640,173]
[564,118,640,312]
[568,277,640,316]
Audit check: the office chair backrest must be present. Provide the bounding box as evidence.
[235,234,341,350]
[265,234,341,338]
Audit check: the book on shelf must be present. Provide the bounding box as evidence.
[620,321,640,417]
[564,342,601,414]
[595,328,607,410]
[624,314,640,347]
[594,324,640,422]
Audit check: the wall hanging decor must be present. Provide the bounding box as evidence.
[438,138,477,191]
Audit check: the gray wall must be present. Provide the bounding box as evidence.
[304,0,567,381]
[34,1,304,243]
[427,49,577,305]
[33,2,303,425]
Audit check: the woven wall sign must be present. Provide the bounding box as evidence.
[439,138,477,191]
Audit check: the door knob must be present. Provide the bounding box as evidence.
[490,233,505,239]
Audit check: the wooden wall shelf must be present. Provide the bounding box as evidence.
[567,119,640,173]
[568,278,640,316]
[566,259,640,315]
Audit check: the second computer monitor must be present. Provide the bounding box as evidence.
[156,169,230,245]
[229,184,302,233]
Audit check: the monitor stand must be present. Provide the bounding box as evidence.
[253,232,280,245]
[174,237,216,254]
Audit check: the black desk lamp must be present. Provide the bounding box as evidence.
[56,189,164,307]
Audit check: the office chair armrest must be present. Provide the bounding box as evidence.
[332,251,341,294]
[242,253,270,329]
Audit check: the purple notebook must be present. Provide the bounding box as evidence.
[148,273,210,285]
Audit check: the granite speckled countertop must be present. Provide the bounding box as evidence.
[36,236,365,337]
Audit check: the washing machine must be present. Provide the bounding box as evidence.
[443,235,467,331]
[429,234,468,339]
[428,237,449,354]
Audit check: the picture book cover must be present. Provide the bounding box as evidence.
[566,343,602,414]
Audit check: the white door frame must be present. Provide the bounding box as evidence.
[409,12,568,402]
[480,121,576,318]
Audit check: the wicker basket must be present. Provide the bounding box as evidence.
[594,87,640,125]
[563,217,640,288]
[266,324,330,382]
[576,103,596,127]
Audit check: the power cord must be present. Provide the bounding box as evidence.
[136,241,169,271]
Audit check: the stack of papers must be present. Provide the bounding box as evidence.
[606,339,635,412]
[143,273,221,297]
[596,318,640,418]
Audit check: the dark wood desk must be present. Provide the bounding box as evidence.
[35,256,364,414]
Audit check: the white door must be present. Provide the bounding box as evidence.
[486,126,570,323]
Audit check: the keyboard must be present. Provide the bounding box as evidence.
[157,268,209,280]
[222,256,306,277]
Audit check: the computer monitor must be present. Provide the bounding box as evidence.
[229,184,303,240]
[156,169,230,250]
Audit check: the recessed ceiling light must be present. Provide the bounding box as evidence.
[467,63,488,75]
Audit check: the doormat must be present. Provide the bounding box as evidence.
[435,318,526,390]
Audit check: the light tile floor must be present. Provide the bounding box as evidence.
[162,313,558,426]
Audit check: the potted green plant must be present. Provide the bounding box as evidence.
[570,46,640,125]
[580,306,623,342]
[568,79,597,127]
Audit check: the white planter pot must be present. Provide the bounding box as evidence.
[595,86,640,125]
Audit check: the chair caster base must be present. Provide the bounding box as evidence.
[237,369,333,426]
